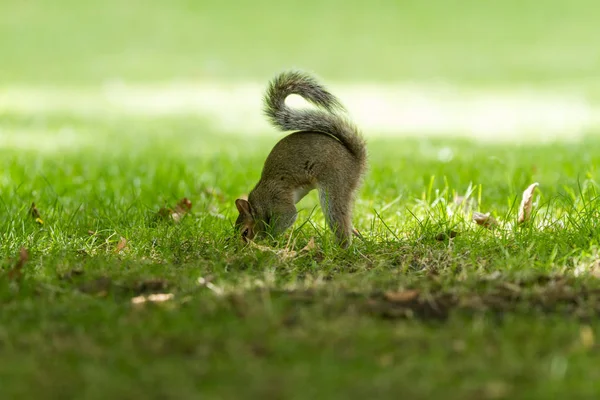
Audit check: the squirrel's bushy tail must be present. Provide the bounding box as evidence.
[264,71,366,162]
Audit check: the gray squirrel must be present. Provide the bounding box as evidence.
[235,71,367,248]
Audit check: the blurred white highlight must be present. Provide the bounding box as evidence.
[1,81,599,142]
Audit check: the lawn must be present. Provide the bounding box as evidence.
[2,1,600,399]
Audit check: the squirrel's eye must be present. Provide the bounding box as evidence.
[242,228,249,237]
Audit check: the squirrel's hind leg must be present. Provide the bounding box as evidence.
[318,185,356,248]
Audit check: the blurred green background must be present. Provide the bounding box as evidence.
[1,0,599,86]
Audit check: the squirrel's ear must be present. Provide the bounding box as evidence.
[235,199,252,216]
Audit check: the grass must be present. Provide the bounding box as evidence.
[3,0,600,398]
[3,113,600,398]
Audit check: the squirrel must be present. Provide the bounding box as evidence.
[234,71,367,248]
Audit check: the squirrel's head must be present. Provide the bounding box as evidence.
[234,198,265,243]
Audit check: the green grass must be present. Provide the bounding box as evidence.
[3,0,600,398]
[3,112,600,398]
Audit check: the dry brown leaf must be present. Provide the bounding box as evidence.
[29,202,44,225]
[384,289,420,303]
[157,207,172,218]
[7,247,29,280]
[518,182,539,223]
[473,212,499,229]
[171,212,183,222]
[115,237,127,253]
[131,293,174,305]
[300,237,316,252]
[174,197,192,215]
[158,197,192,223]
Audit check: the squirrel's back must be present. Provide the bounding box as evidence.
[263,71,367,164]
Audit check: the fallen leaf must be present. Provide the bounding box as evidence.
[300,237,316,252]
[131,293,174,305]
[473,212,499,229]
[157,207,172,219]
[29,202,44,225]
[147,293,173,302]
[384,289,420,303]
[518,182,539,223]
[174,197,192,214]
[115,237,127,253]
[157,197,192,223]
[7,247,29,280]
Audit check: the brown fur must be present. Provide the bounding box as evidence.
[235,71,367,248]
